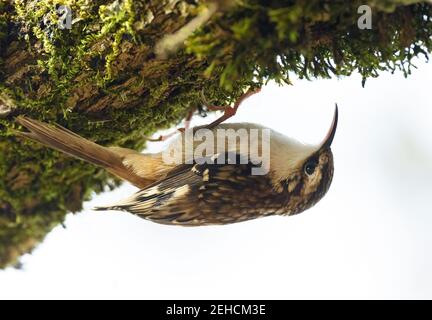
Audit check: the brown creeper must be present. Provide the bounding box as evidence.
[16,104,337,226]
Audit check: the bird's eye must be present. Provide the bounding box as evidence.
[304,161,317,176]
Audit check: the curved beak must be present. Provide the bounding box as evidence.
[318,104,338,151]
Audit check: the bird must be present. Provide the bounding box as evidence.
[16,98,338,226]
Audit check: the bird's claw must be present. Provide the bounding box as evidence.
[203,87,261,129]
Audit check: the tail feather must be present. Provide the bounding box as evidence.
[16,115,167,188]
[93,205,125,212]
[16,116,124,169]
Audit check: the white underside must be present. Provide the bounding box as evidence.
[160,122,318,182]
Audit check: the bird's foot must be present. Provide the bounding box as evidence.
[144,87,261,141]
[202,87,261,129]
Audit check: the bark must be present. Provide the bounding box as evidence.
[0,0,431,268]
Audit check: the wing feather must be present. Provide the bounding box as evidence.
[95,153,278,225]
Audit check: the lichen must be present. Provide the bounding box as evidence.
[0,0,431,268]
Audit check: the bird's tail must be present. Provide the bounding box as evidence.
[16,115,126,174]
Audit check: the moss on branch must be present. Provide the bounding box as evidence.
[0,0,431,268]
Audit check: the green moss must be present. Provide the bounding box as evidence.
[0,0,431,268]
[0,1,10,67]
[187,1,432,89]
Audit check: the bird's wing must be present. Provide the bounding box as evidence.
[95,152,276,225]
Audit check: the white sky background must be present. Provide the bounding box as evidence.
[0,60,431,299]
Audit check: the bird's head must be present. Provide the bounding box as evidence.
[297,105,338,210]
[273,105,338,213]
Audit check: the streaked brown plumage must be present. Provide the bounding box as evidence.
[16,105,338,226]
